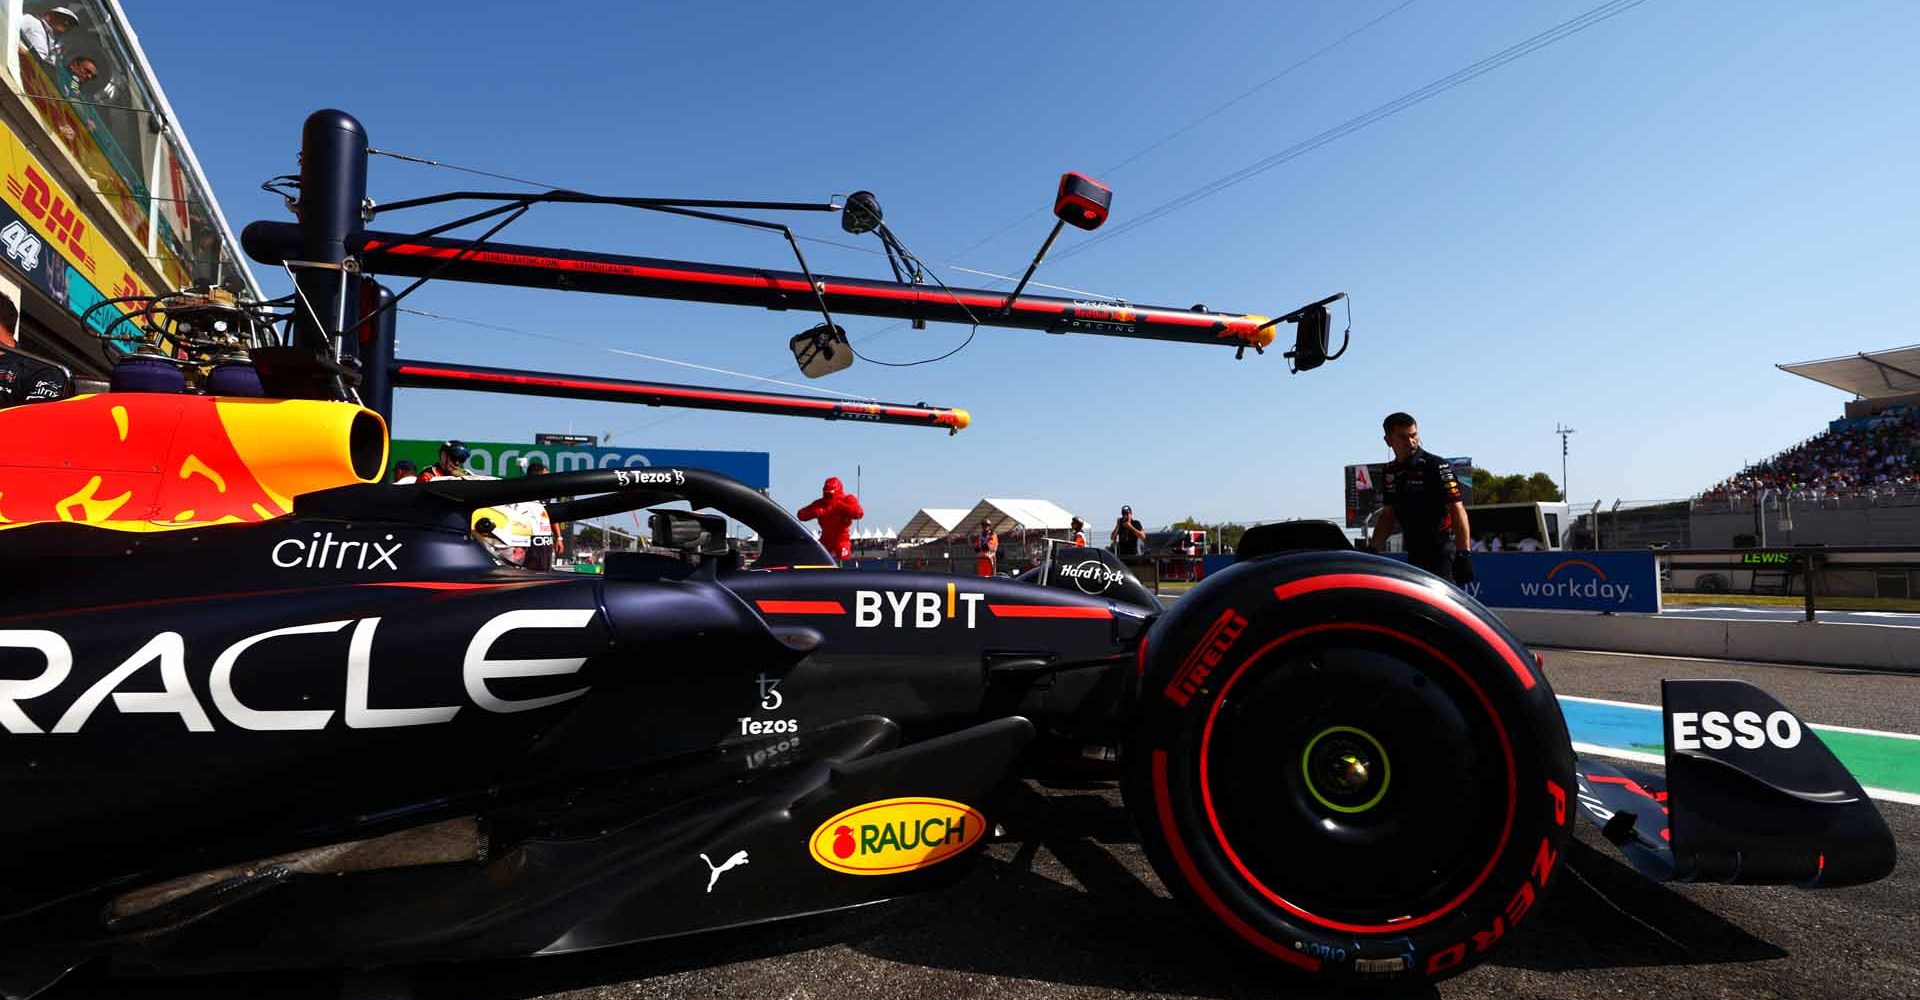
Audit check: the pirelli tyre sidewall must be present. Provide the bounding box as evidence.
[1123,551,1574,986]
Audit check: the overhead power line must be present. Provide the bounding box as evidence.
[396,307,881,401]
[942,0,1425,265]
[1048,0,1658,266]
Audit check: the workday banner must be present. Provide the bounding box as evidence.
[1461,552,1661,613]
[392,439,770,490]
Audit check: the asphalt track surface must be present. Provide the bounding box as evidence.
[46,651,1919,1000]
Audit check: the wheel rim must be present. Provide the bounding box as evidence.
[1197,622,1517,932]
[1300,724,1391,814]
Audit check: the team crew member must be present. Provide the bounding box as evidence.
[973,518,999,577]
[1111,505,1145,557]
[0,343,69,406]
[417,440,474,481]
[1368,412,1475,587]
[521,458,557,571]
[1070,516,1087,547]
[526,457,567,563]
[390,460,417,484]
[797,476,864,562]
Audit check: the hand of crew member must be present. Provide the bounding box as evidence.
[1452,550,1476,587]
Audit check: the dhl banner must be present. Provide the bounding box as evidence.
[0,118,154,345]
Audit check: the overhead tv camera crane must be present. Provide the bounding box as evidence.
[241,111,1347,433]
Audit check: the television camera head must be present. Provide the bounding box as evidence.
[1257,292,1352,371]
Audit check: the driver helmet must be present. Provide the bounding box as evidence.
[471,507,525,565]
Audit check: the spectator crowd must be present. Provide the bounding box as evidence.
[1699,406,1920,501]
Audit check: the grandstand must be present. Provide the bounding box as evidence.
[1697,345,1920,504]
[1677,344,1920,547]
[1697,406,1920,503]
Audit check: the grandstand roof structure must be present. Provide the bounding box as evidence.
[1779,344,1920,399]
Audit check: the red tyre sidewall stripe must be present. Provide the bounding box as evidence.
[1152,750,1323,973]
[1196,621,1518,935]
[1271,574,1535,690]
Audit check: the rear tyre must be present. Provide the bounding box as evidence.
[1122,551,1574,987]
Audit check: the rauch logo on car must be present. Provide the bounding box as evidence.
[807,797,986,875]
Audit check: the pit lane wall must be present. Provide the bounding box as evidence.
[1230,550,1913,669]
[1446,554,1915,670]
[1498,609,1920,672]
[1359,551,1663,613]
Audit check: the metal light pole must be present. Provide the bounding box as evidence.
[1555,423,1576,503]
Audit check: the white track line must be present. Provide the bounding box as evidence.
[1558,693,1667,712]
[1536,645,1920,671]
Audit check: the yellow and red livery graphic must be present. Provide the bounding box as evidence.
[0,394,385,532]
[807,797,986,875]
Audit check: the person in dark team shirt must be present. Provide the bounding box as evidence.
[0,342,71,407]
[1367,412,1474,586]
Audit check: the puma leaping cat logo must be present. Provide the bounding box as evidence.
[700,849,749,893]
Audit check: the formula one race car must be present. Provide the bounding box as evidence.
[0,111,1895,996]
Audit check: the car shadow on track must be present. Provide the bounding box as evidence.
[1484,832,1787,974]
[41,785,1783,1000]
[831,780,1439,1000]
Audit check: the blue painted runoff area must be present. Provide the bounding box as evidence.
[1559,697,1665,755]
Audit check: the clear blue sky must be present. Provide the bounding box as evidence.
[132,0,1920,531]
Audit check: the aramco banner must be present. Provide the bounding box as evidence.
[391,439,770,490]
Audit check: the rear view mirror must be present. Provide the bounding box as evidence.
[650,508,729,554]
[1289,305,1331,372]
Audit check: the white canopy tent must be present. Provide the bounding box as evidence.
[896,508,971,543]
[959,498,1078,534]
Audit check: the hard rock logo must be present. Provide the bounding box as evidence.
[1056,559,1125,593]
